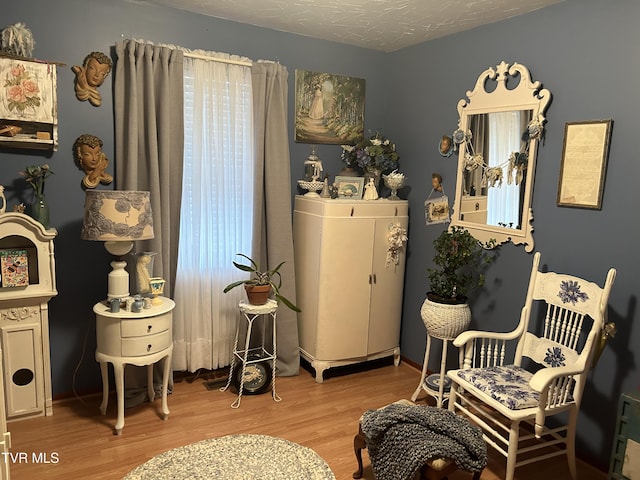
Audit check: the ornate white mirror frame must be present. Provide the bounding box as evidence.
[450,61,551,252]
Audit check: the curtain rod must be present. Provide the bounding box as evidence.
[183,51,252,67]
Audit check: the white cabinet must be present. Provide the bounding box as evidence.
[0,213,57,421]
[293,196,408,382]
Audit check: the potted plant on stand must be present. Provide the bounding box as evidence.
[223,253,300,312]
[422,226,496,338]
[222,253,299,397]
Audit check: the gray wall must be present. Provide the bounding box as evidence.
[1,0,636,471]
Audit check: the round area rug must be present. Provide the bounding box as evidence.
[124,434,336,480]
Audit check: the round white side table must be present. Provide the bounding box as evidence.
[94,297,175,435]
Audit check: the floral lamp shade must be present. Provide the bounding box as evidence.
[81,190,154,299]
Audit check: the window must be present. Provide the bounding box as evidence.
[172,56,255,371]
[486,111,524,228]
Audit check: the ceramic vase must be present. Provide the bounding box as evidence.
[30,195,50,229]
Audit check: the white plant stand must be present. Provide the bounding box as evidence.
[221,299,280,408]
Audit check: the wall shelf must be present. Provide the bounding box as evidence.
[0,55,60,151]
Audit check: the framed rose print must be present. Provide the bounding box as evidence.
[0,57,58,149]
[0,58,55,123]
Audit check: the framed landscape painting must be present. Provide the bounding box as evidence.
[294,69,365,145]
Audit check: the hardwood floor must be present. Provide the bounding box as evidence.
[7,360,606,479]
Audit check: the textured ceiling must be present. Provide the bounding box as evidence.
[139,0,563,52]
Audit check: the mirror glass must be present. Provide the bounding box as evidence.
[450,62,551,252]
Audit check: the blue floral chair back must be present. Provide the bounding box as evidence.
[446,252,616,480]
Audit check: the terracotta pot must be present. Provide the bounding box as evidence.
[244,284,272,305]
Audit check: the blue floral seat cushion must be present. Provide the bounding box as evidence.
[455,365,539,410]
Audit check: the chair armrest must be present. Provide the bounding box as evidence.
[454,329,524,369]
[530,364,585,438]
[528,364,584,393]
[453,329,520,348]
[453,306,529,349]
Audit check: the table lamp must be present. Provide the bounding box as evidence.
[81,190,154,300]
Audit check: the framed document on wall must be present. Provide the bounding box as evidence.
[557,119,613,209]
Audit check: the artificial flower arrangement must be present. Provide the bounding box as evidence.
[19,164,53,199]
[341,131,400,174]
[386,222,408,268]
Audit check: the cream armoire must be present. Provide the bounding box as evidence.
[293,196,408,382]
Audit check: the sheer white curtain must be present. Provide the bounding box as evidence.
[487,111,521,227]
[172,54,255,372]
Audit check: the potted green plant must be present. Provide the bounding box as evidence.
[223,253,300,312]
[422,226,496,338]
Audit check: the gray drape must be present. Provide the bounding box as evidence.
[114,46,299,377]
[251,62,300,376]
[114,40,184,298]
[468,113,486,196]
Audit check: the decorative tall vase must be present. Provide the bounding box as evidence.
[30,194,50,229]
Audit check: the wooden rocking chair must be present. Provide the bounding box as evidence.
[447,252,616,480]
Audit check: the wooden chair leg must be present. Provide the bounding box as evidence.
[353,431,367,479]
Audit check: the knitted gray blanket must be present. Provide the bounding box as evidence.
[361,403,487,480]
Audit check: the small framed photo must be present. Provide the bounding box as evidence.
[335,176,364,199]
[425,196,450,225]
[438,135,454,157]
[557,119,613,209]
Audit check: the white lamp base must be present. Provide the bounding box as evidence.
[108,260,130,300]
[104,241,135,300]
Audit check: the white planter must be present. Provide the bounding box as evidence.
[420,297,471,339]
